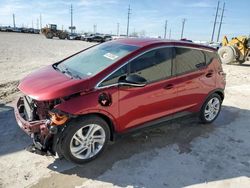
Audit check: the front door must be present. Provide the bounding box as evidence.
[117,47,178,131]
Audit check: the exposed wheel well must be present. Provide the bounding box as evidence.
[215,90,224,101]
[77,113,116,141]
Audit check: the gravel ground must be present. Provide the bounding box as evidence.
[0,32,94,103]
[0,32,250,188]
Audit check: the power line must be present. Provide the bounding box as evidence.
[181,18,186,39]
[211,1,220,42]
[164,20,167,39]
[126,4,131,37]
[217,2,225,42]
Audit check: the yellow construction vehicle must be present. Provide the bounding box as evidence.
[41,24,68,40]
[218,36,250,64]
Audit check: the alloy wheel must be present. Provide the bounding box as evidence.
[204,97,220,121]
[70,124,106,160]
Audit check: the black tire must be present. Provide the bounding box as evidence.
[59,33,67,39]
[218,46,235,64]
[46,32,53,39]
[199,93,222,124]
[61,116,110,164]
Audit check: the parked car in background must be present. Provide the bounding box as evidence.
[67,33,81,40]
[103,35,112,42]
[86,35,105,42]
[20,27,29,33]
[33,29,40,34]
[208,42,222,50]
[0,26,39,34]
[180,38,193,43]
[1,27,7,32]
[6,27,14,32]
[80,33,88,41]
[15,38,226,164]
[112,35,127,40]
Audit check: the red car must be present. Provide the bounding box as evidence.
[14,38,226,163]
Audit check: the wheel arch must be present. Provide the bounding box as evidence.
[73,112,116,141]
[214,90,224,101]
[200,88,224,111]
[207,88,224,101]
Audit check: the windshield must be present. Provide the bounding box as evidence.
[57,42,139,78]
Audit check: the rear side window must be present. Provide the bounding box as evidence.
[206,51,221,65]
[129,47,173,83]
[174,47,206,75]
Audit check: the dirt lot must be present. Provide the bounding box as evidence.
[0,32,250,188]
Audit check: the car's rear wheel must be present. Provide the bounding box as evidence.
[199,93,222,123]
[61,116,110,164]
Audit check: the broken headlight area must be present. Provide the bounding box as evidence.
[16,96,70,155]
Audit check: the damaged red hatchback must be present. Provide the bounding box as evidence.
[14,38,226,164]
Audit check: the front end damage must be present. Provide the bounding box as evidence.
[14,96,69,156]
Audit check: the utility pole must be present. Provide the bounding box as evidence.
[117,23,120,36]
[39,13,42,29]
[217,2,225,42]
[181,18,186,39]
[36,18,39,29]
[164,20,167,39]
[32,20,33,28]
[70,4,73,34]
[13,14,16,28]
[126,4,131,37]
[211,1,220,42]
[93,24,97,33]
[169,28,171,39]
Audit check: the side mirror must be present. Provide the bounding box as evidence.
[119,74,147,87]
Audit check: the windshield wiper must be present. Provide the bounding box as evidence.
[54,64,81,79]
[62,67,81,79]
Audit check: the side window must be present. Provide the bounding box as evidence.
[99,64,128,87]
[129,47,173,83]
[174,47,206,75]
[205,51,220,65]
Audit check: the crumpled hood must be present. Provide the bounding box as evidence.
[18,65,89,101]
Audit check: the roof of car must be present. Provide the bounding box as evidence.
[114,38,216,51]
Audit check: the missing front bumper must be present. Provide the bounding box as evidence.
[14,97,54,152]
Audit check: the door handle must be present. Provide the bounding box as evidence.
[164,84,174,90]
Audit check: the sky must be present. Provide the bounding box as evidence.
[0,0,249,41]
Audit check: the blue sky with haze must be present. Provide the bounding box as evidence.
[0,0,249,41]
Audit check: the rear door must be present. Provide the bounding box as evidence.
[172,47,217,112]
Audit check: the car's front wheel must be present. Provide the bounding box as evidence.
[199,93,222,123]
[61,116,110,164]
